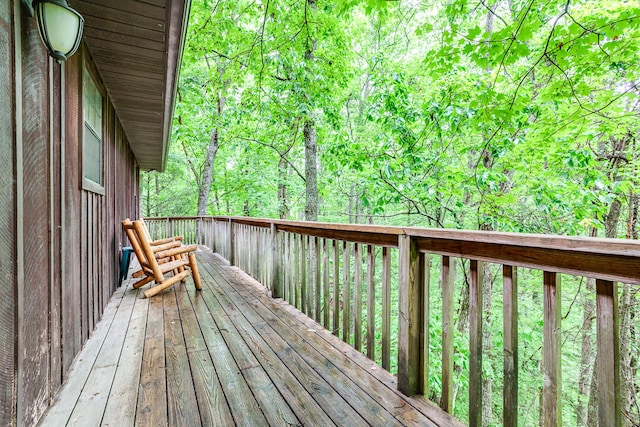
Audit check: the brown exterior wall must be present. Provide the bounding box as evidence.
[1,2,140,425]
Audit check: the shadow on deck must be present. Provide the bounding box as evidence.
[39,247,461,426]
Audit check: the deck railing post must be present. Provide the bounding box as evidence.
[441,256,456,413]
[229,218,235,266]
[503,265,518,427]
[542,271,562,427]
[596,279,621,427]
[469,260,484,427]
[271,223,283,298]
[398,234,424,396]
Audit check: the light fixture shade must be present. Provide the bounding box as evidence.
[34,0,84,63]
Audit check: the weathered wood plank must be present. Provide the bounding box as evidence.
[595,279,621,427]
[39,288,125,426]
[0,3,16,424]
[202,254,388,426]
[20,20,51,424]
[207,295,328,426]
[197,289,301,426]
[101,288,149,427]
[66,286,137,426]
[420,252,429,396]
[332,239,340,336]
[542,271,562,427]
[343,241,351,344]
[354,243,362,352]
[208,250,462,426]
[267,285,465,427]
[441,256,456,413]
[469,260,483,427]
[381,247,391,371]
[315,237,322,323]
[190,291,268,426]
[177,285,234,427]
[136,295,167,426]
[323,238,330,328]
[503,265,518,427]
[366,244,376,360]
[271,224,282,298]
[163,288,201,426]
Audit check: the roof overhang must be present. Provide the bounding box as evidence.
[72,0,191,171]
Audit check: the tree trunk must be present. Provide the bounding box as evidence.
[302,0,318,222]
[621,188,638,426]
[304,119,318,221]
[197,92,225,216]
[577,278,595,426]
[278,157,290,219]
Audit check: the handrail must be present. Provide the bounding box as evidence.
[145,215,640,284]
[143,215,633,426]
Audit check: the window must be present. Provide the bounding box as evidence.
[83,65,103,192]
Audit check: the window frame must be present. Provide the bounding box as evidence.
[81,58,105,195]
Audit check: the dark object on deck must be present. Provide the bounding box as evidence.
[119,246,134,284]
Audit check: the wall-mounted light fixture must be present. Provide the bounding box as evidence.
[22,0,84,63]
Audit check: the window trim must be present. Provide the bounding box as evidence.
[81,57,105,195]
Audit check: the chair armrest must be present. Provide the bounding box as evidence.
[155,244,198,260]
[150,236,184,246]
[151,240,182,253]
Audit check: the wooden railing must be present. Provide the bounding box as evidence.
[144,216,639,426]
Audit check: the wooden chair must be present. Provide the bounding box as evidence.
[122,219,202,298]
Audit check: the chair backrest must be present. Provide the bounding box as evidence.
[122,218,163,282]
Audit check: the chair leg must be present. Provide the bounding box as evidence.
[132,275,155,289]
[144,271,190,298]
[188,252,202,290]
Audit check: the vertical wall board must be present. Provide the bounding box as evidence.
[81,191,89,343]
[0,1,16,425]
[49,58,63,399]
[19,12,52,426]
[62,52,82,372]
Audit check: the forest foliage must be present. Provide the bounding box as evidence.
[142,0,640,425]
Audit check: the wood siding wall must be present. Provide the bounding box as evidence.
[1,2,140,425]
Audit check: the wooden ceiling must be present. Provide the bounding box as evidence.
[71,0,191,171]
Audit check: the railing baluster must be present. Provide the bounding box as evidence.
[441,255,456,413]
[503,265,518,427]
[469,259,483,427]
[542,271,561,427]
[595,279,621,427]
[366,244,375,360]
[421,252,429,397]
[294,234,300,309]
[333,239,340,336]
[271,224,282,298]
[302,235,308,315]
[381,247,391,371]
[343,241,351,344]
[354,243,362,352]
[323,238,330,328]
[315,236,321,323]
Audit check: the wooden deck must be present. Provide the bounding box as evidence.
[39,247,461,427]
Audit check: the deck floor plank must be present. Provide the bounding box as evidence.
[101,288,149,427]
[200,283,335,427]
[67,285,138,426]
[163,288,202,426]
[176,284,235,426]
[135,294,168,426]
[200,254,401,426]
[38,287,126,427]
[41,247,462,427]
